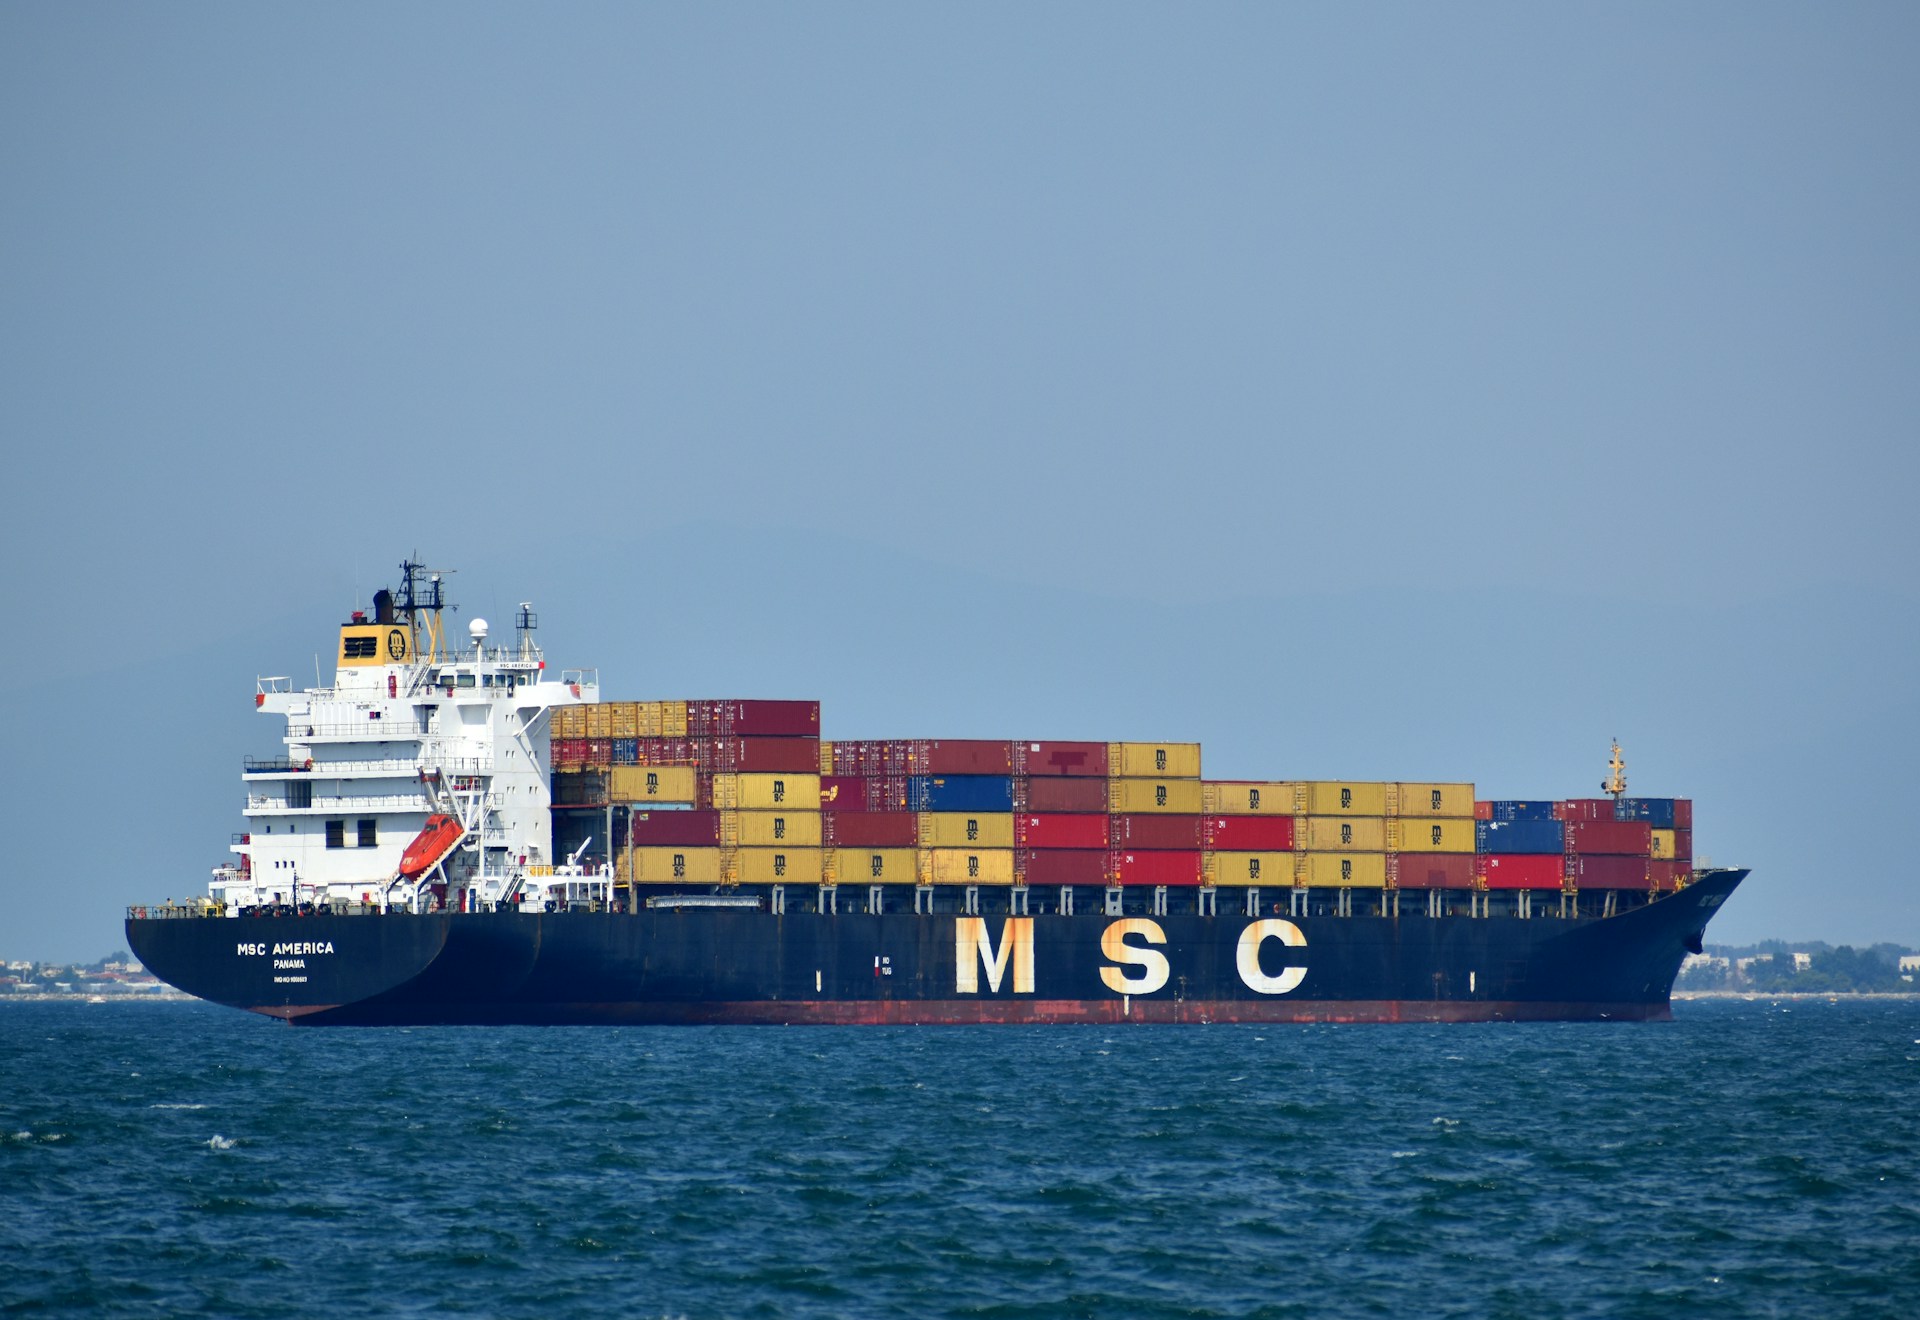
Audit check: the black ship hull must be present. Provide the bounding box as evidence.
[127,869,1744,1027]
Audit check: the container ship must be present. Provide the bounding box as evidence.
[126,562,1745,1026]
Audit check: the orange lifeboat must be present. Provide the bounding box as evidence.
[398,814,465,880]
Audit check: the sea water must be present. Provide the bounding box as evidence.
[2,999,1916,1318]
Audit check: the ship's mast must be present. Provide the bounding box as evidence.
[1602,738,1627,798]
[396,558,453,665]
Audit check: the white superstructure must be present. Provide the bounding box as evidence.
[213,562,600,914]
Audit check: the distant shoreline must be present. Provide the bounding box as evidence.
[1675,990,1920,1000]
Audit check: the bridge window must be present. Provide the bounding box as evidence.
[357,819,377,848]
[325,820,345,849]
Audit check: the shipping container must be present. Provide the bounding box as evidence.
[1017,849,1109,886]
[707,772,822,811]
[1555,799,1617,823]
[630,810,721,848]
[1390,853,1475,890]
[1672,828,1692,860]
[1488,800,1557,822]
[632,737,697,767]
[1111,814,1204,850]
[826,847,918,884]
[706,737,823,774]
[1648,860,1690,890]
[1650,829,1679,860]
[820,811,918,848]
[552,738,587,770]
[906,775,1014,813]
[1386,818,1476,853]
[1293,782,1390,816]
[923,848,1016,886]
[1473,800,1492,821]
[1201,782,1291,815]
[730,810,823,848]
[922,740,1014,775]
[1203,851,1293,886]
[1391,783,1476,817]
[1014,741,1109,777]
[1014,814,1110,850]
[1570,854,1651,890]
[685,699,821,739]
[825,739,922,777]
[585,704,613,739]
[1673,799,1693,829]
[1110,850,1203,886]
[1476,854,1566,890]
[1109,742,1202,779]
[1022,776,1110,813]
[818,775,911,814]
[1474,819,1566,854]
[585,738,612,767]
[608,765,699,805]
[660,700,689,739]
[610,737,639,765]
[1298,853,1387,888]
[918,813,1015,849]
[1300,816,1387,852]
[607,702,640,739]
[1613,798,1677,828]
[625,846,723,885]
[1566,820,1652,856]
[552,704,587,741]
[1108,778,1205,814]
[732,847,824,886]
[1202,815,1295,851]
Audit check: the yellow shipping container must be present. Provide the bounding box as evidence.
[918,813,1016,848]
[585,704,613,738]
[1301,816,1387,851]
[826,847,919,884]
[1651,829,1678,859]
[732,847,823,885]
[1108,778,1205,814]
[818,741,836,776]
[661,700,688,738]
[921,848,1016,886]
[1299,853,1388,888]
[1391,783,1476,817]
[1292,782,1390,815]
[1203,851,1294,886]
[606,702,639,739]
[553,704,587,740]
[607,765,699,804]
[730,810,824,848]
[1110,742,1203,778]
[1202,782,1292,815]
[707,772,822,811]
[626,846,723,885]
[1386,818,1477,853]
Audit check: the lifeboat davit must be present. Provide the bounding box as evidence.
[397,814,465,880]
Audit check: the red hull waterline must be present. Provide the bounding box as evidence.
[276,998,1675,1027]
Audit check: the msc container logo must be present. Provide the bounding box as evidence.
[1248,788,1261,810]
[1340,787,1353,809]
[1430,824,1443,846]
[1341,858,1353,881]
[773,853,788,877]
[1155,784,1168,807]
[1248,857,1262,880]
[869,854,884,878]
[646,772,660,795]
[772,779,787,803]
[773,817,787,840]
[966,818,980,842]
[1430,789,1443,811]
[672,853,686,878]
[1155,749,1168,772]
[1340,822,1353,845]
[967,855,980,879]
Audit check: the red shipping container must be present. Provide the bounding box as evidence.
[685,700,822,738]
[1572,854,1652,890]
[1112,814,1204,849]
[732,737,822,773]
[1015,814,1110,849]
[1111,850,1203,887]
[635,738,699,766]
[1392,853,1474,890]
[1566,820,1652,856]
[1023,777,1110,813]
[1673,799,1693,829]
[1473,800,1493,821]
[1014,741,1109,777]
[1476,854,1565,890]
[1019,849,1109,886]
[631,810,722,847]
[1672,828,1692,861]
[821,811,918,847]
[1555,799,1616,823]
[1202,816,1294,851]
[1648,860,1690,889]
[585,738,613,766]
[922,740,1014,775]
[820,775,910,812]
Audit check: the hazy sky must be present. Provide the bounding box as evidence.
[3,4,1915,962]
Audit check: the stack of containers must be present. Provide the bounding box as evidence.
[1200,781,1293,887]
[1293,782,1390,889]
[1473,802,1566,889]
[1557,799,1652,891]
[1107,742,1205,886]
[818,739,918,884]
[912,741,1016,886]
[1618,797,1694,889]
[1385,783,1476,890]
[1013,741,1111,887]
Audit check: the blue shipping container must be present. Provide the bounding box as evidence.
[1475,819,1566,854]
[611,738,639,765]
[907,775,1014,813]
[1613,798,1677,828]
[1489,800,1557,822]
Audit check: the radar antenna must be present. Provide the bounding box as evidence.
[1602,738,1627,798]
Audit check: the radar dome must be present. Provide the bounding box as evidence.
[469,618,489,644]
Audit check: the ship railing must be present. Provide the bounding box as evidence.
[126,901,227,920]
[287,719,427,741]
[255,756,496,777]
[246,793,436,812]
